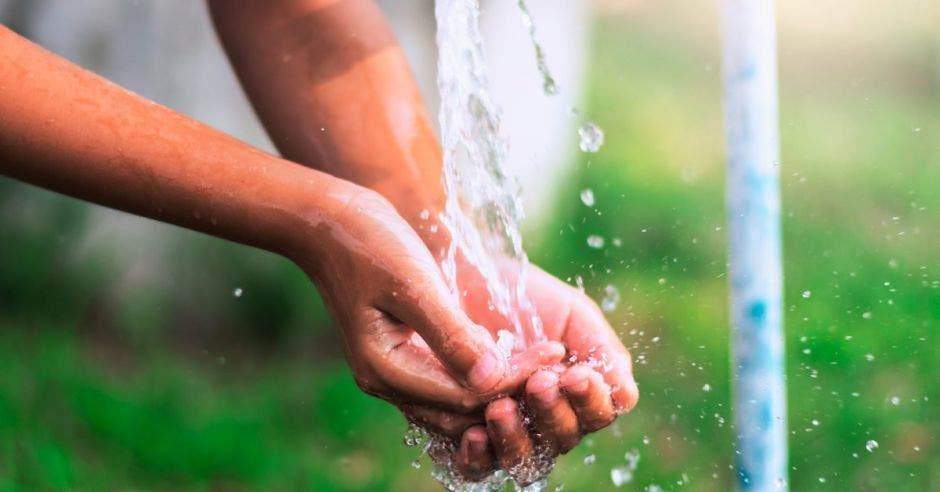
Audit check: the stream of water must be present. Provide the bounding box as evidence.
[426,1,612,489]
[429,0,552,489]
[435,0,542,349]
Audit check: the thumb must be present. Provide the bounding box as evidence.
[378,282,564,396]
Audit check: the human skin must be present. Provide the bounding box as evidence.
[0,26,568,415]
[207,0,638,481]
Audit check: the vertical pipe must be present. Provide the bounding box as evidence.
[720,0,788,490]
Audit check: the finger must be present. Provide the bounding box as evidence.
[399,403,484,439]
[373,323,563,411]
[564,299,640,413]
[379,279,564,396]
[484,397,534,473]
[560,365,616,433]
[521,266,640,412]
[485,341,565,398]
[454,426,497,480]
[525,370,581,454]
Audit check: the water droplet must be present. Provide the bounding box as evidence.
[583,454,596,465]
[818,477,827,483]
[587,235,605,249]
[578,122,604,153]
[890,396,900,406]
[580,188,596,207]
[411,459,422,469]
[865,353,875,362]
[866,439,879,452]
[658,278,667,285]
[624,448,640,468]
[642,436,650,445]
[601,284,620,312]
[419,209,430,220]
[802,290,811,298]
[612,237,623,247]
[811,419,820,426]
[402,424,427,447]
[862,311,873,319]
[702,383,712,392]
[232,288,243,297]
[495,330,515,359]
[610,466,633,487]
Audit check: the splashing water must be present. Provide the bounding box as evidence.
[587,234,605,249]
[610,448,641,487]
[601,284,621,312]
[580,188,596,207]
[578,121,605,153]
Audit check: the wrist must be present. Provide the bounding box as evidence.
[275,169,361,267]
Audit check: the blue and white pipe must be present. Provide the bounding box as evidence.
[720,0,788,489]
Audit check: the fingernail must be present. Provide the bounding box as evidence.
[527,372,559,404]
[468,437,488,456]
[532,385,558,405]
[468,352,502,392]
[567,377,590,395]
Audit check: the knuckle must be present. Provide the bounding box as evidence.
[351,367,387,398]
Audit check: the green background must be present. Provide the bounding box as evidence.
[2,2,939,490]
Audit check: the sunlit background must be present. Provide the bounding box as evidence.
[1,0,939,490]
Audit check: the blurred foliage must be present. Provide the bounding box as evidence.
[2,1,940,491]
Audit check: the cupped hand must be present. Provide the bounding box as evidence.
[288,184,564,415]
[446,263,639,482]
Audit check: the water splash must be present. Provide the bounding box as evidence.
[610,466,633,487]
[601,284,620,312]
[587,235,605,249]
[516,0,558,96]
[610,448,641,487]
[578,122,604,153]
[579,188,596,207]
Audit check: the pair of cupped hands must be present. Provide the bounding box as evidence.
[295,186,638,482]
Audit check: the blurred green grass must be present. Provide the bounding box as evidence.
[2,2,940,490]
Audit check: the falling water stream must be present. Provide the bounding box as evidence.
[419,0,611,489]
[436,0,542,349]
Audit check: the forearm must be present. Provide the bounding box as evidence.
[0,26,351,259]
[208,0,446,237]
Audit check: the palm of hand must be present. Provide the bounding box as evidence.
[406,259,638,482]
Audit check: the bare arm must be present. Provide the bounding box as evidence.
[208,1,638,483]
[207,0,446,240]
[0,24,348,259]
[0,25,560,408]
